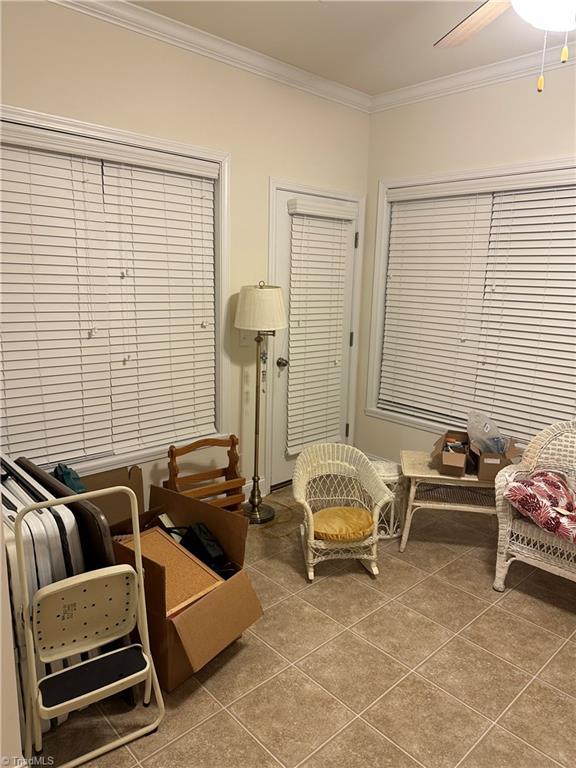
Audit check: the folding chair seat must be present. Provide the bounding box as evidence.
[33,565,149,720]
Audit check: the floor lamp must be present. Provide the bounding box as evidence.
[235,281,287,524]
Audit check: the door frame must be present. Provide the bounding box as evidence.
[264,177,366,492]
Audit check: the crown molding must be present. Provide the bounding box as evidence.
[50,0,372,112]
[51,1,576,115]
[371,43,576,112]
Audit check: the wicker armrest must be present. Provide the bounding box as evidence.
[495,462,529,525]
[358,461,395,521]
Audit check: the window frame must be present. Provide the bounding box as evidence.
[0,105,231,473]
[366,158,576,437]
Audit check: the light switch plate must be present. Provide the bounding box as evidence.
[240,330,253,348]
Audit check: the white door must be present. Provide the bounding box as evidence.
[269,189,358,487]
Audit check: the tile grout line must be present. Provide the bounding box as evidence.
[452,628,576,768]
[119,702,226,765]
[243,502,576,767]
[140,594,567,765]
[339,563,541,767]
[101,500,573,768]
[198,555,573,768]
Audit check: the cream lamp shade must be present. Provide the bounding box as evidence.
[234,282,287,331]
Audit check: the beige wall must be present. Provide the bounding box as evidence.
[355,66,576,462]
[2,4,576,477]
[1,1,370,496]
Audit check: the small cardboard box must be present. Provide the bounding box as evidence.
[80,470,263,692]
[469,440,522,482]
[431,430,471,477]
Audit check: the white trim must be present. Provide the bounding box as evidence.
[1,104,232,460]
[215,154,232,437]
[1,119,219,178]
[371,43,576,112]
[266,178,365,488]
[287,197,358,220]
[381,155,576,193]
[0,105,228,166]
[50,0,371,113]
[387,165,576,201]
[346,196,366,448]
[55,433,231,475]
[365,181,391,415]
[366,156,576,428]
[48,1,575,114]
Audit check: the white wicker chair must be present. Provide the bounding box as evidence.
[494,419,576,592]
[293,443,395,581]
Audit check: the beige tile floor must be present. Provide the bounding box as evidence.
[40,488,576,768]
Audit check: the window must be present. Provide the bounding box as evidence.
[371,169,576,442]
[1,122,222,466]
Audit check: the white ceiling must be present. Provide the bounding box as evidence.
[134,1,553,95]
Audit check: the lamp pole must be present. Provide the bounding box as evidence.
[246,330,275,524]
[235,281,287,524]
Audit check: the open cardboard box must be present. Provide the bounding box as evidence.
[81,465,146,526]
[80,468,263,692]
[430,430,471,477]
[469,440,522,482]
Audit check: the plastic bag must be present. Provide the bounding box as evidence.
[467,410,507,454]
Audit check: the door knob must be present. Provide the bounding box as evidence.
[276,357,289,369]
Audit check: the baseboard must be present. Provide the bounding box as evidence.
[242,477,269,498]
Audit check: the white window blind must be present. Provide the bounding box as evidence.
[1,140,218,465]
[1,145,112,463]
[287,213,353,454]
[377,183,576,442]
[473,186,576,439]
[378,194,492,424]
[103,163,216,452]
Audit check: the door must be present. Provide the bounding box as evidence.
[269,189,358,487]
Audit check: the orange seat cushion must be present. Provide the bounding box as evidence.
[313,506,373,542]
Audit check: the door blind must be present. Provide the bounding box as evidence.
[1,145,112,463]
[378,194,492,424]
[287,213,353,454]
[473,185,576,441]
[103,162,217,453]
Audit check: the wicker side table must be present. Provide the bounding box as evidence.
[371,459,406,539]
[400,450,496,552]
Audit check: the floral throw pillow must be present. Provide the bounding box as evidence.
[505,470,576,543]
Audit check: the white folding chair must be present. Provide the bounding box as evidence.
[14,486,164,767]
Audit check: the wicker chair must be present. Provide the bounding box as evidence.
[293,443,395,581]
[494,419,576,592]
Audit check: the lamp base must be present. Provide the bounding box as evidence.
[243,501,276,525]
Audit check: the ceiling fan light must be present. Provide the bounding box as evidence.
[511,0,576,31]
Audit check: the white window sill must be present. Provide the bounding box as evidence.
[363,407,452,436]
[43,432,224,476]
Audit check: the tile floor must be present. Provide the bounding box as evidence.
[40,488,576,768]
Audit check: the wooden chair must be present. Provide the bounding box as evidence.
[164,436,246,512]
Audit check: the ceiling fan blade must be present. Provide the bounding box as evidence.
[434,0,511,48]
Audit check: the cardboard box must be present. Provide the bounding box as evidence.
[431,430,471,477]
[119,527,224,617]
[469,440,522,482]
[80,469,263,692]
[81,465,146,526]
